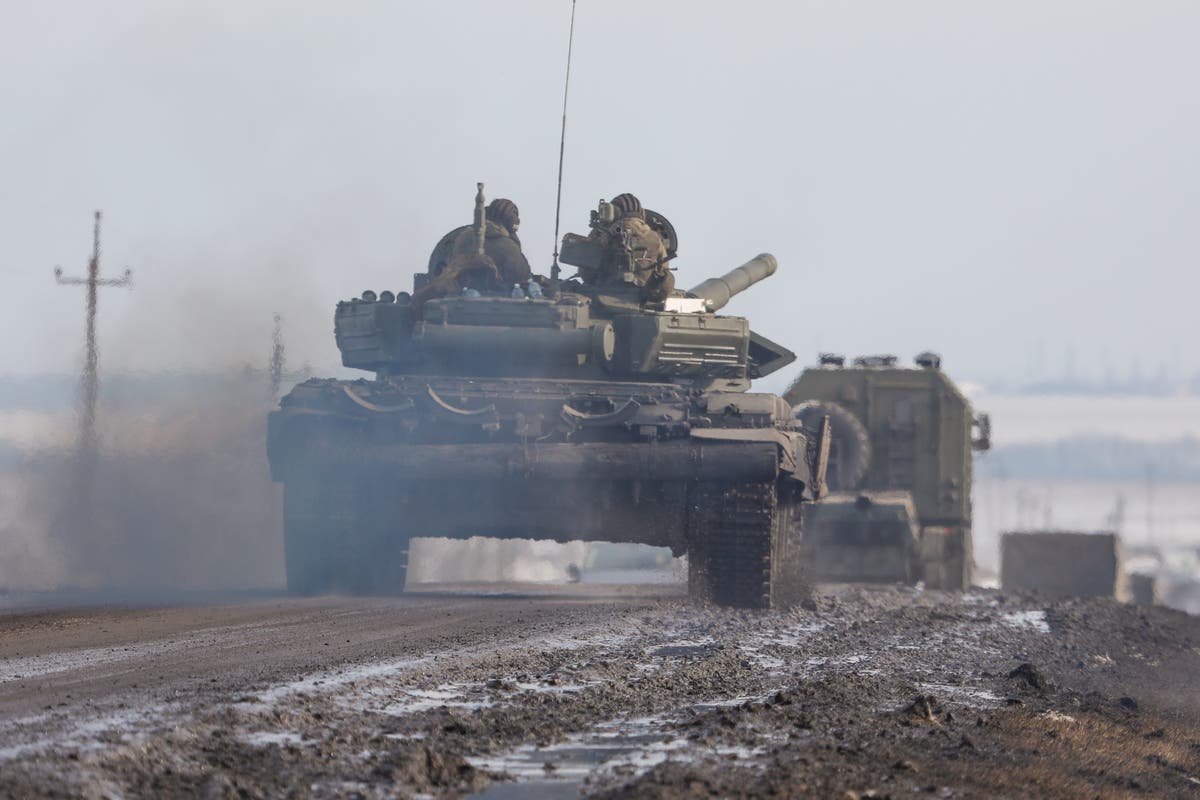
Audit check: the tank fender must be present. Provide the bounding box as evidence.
[689,428,800,475]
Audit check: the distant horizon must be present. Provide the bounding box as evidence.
[2,364,1199,399]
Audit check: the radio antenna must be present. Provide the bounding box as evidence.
[550,0,578,282]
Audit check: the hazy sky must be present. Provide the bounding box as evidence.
[2,1,1197,390]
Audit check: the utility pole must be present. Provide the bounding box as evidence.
[54,210,132,458]
[269,313,286,401]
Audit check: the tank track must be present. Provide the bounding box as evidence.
[688,481,780,609]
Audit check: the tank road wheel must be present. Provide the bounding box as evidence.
[687,481,807,609]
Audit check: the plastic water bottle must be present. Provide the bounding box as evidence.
[527,281,544,299]
[511,283,525,298]
[461,287,481,298]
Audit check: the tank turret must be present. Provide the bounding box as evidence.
[333,252,794,388]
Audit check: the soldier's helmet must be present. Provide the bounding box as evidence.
[487,198,520,232]
[610,193,643,218]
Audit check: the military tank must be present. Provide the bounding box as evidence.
[784,352,990,590]
[267,188,828,608]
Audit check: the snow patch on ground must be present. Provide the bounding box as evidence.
[1002,609,1051,634]
[0,641,181,683]
[469,705,749,786]
[0,703,180,761]
[243,731,307,748]
[918,682,1004,707]
[805,653,872,669]
[244,656,434,708]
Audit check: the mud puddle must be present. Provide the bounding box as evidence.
[468,706,763,799]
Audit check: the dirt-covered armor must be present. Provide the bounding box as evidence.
[267,186,828,608]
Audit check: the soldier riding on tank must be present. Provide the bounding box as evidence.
[560,192,676,304]
[416,189,533,305]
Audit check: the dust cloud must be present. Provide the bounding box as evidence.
[1,250,304,594]
[1,384,600,596]
[1,248,622,597]
[3,375,284,594]
[408,538,588,585]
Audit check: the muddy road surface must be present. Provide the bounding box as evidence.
[1,583,1198,799]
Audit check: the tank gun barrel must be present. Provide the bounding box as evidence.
[687,253,777,312]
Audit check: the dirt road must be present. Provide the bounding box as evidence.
[1,583,1198,798]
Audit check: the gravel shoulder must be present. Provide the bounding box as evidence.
[0,584,1197,798]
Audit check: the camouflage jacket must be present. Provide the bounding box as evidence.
[579,216,673,301]
[445,222,532,289]
[582,218,666,279]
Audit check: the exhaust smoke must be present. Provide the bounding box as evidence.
[7,376,285,594]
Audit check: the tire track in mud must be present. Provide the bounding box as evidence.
[0,596,647,762]
[0,593,823,795]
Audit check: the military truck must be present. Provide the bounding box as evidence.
[784,352,989,590]
[267,189,828,608]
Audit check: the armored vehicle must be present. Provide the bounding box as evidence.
[784,353,990,590]
[267,189,828,608]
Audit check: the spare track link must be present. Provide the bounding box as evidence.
[690,481,778,609]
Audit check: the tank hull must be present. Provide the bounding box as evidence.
[269,375,821,608]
